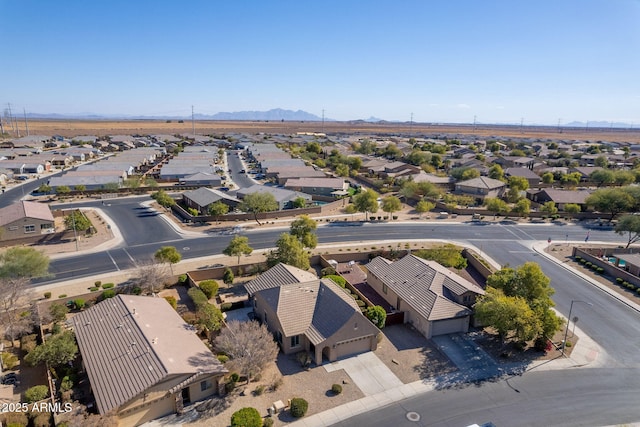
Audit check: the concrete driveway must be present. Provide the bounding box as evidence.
[324,351,403,396]
[432,333,497,371]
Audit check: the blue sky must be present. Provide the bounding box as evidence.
[1,0,639,124]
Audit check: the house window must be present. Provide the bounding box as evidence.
[24,225,35,233]
[40,223,53,230]
[290,335,300,348]
[200,380,212,391]
[382,284,388,294]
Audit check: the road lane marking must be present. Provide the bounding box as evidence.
[106,251,120,271]
[122,248,136,264]
[498,224,523,240]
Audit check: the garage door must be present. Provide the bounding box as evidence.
[431,317,466,336]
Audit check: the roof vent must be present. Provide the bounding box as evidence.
[152,337,158,344]
[132,308,137,316]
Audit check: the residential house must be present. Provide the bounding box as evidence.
[284,177,348,198]
[365,254,485,338]
[182,187,240,214]
[570,166,604,181]
[71,295,227,427]
[253,278,379,364]
[179,172,222,187]
[493,156,535,170]
[236,184,311,210]
[611,253,640,277]
[454,176,506,202]
[0,201,55,242]
[526,188,592,210]
[504,167,541,188]
[244,262,318,297]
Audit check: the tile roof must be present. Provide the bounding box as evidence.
[183,187,239,207]
[0,201,54,227]
[457,176,506,189]
[366,255,484,321]
[244,263,317,296]
[538,188,592,204]
[258,279,363,344]
[284,177,346,189]
[71,295,225,415]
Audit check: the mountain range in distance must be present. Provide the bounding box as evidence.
[16,109,637,128]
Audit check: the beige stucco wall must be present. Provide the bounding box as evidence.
[117,393,174,427]
[0,218,54,242]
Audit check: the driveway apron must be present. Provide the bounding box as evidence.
[324,352,403,396]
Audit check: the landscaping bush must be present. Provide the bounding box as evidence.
[73,299,85,310]
[331,383,343,394]
[230,372,240,382]
[253,385,265,396]
[187,287,209,307]
[579,258,587,264]
[94,280,101,287]
[220,302,233,311]
[263,417,274,427]
[102,283,115,289]
[164,296,177,309]
[627,284,637,291]
[178,274,187,284]
[596,267,604,274]
[356,300,366,307]
[223,268,235,286]
[101,289,116,300]
[21,334,37,354]
[43,292,51,299]
[321,266,336,276]
[217,354,229,363]
[271,378,283,391]
[290,397,309,418]
[132,286,142,295]
[231,407,262,427]
[199,280,219,299]
[24,385,49,403]
[574,256,582,262]
[58,294,67,299]
[89,287,99,292]
[60,375,74,392]
[616,278,624,283]
[623,281,630,287]
[296,351,312,368]
[585,262,592,268]
[1,352,18,370]
[636,288,640,295]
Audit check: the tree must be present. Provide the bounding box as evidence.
[223,268,235,286]
[50,303,69,323]
[267,233,310,270]
[541,172,554,184]
[0,247,49,279]
[56,185,71,197]
[586,187,635,221]
[507,176,529,202]
[131,260,171,294]
[589,169,615,187]
[540,201,558,216]
[488,164,504,181]
[335,163,349,177]
[614,170,635,186]
[512,198,531,218]
[560,172,581,188]
[154,246,181,274]
[25,330,78,367]
[223,235,254,264]
[474,287,541,344]
[615,214,640,248]
[239,192,278,225]
[151,190,176,208]
[563,203,581,214]
[365,306,386,329]
[461,168,480,180]
[484,197,510,218]
[415,200,435,217]
[292,196,307,209]
[290,215,318,249]
[231,407,262,427]
[64,210,92,232]
[208,201,229,223]
[214,320,279,383]
[352,188,379,220]
[37,183,52,193]
[381,196,402,219]
[348,156,363,172]
[74,184,86,193]
[594,155,609,168]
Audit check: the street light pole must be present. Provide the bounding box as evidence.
[562,300,593,355]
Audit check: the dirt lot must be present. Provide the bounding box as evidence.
[11,119,640,143]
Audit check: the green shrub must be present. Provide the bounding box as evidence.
[73,299,85,310]
[58,294,67,299]
[132,286,142,295]
[24,385,49,403]
[21,334,37,354]
[253,385,265,396]
[1,352,19,370]
[623,281,630,287]
[627,284,636,290]
[223,268,235,286]
[636,288,640,295]
[321,266,336,276]
[94,281,102,287]
[356,300,366,307]
[596,267,604,273]
[230,407,262,427]
[616,278,624,283]
[102,283,115,289]
[290,397,309,418]
[331,383,343,394]
[164,296,177,309]
[188,287,209,308]
[263,417,274,427]
[230,372,240,382]
[324,275,346,287]
[217,354,229,363]
[220,302,233,311]
[102,289,116,299]
[60,375,74,392]
[574,256,582,262]
[178,274,188,284]
[585,262,592,267]
[413,244,467,269]
[579,258,587,264]
[89,287,99,292]
[43,292,51,299]
[199,280,219,299]
[565,341,572,348]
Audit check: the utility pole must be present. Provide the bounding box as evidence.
[23,108,29,136]
[557,118,562,133]
[191,105,195,136]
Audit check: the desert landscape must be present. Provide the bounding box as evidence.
[6,119,640,143]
